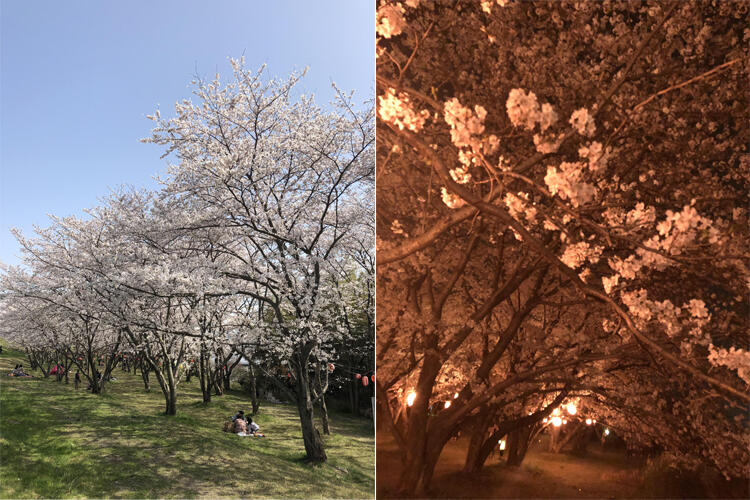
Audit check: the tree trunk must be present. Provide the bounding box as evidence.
[549,425,561,452]
[87,350,103,393]
[151,361,178,416]
[90,370,102,394]
[506,427,532,466]
[212,373,224,396]
[248,366,260,415]
[295,364,327,462]
[395,351,442,496]
[319,393,331,435]
[353,375,360,416]
[63,356,73,384]
[198,348,211,403]
[463,413,492,474]
[140,365,150,392]
[165,385,177,415]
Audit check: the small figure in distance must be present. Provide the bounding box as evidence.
[74,371,81,389]
[233,410,248,434]
[247,417,265,437]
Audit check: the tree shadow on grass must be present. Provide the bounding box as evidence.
[1,348,374,499]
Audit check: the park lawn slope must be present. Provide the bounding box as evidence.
[0,343,374,499]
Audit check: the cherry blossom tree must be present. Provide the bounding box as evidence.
[376,0,748,495]
[144,59,374,462]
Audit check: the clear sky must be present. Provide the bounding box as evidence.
[0,0,374,267]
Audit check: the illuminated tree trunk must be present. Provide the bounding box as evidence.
[463,412,493,474]
[506,426,532,466]
[396,351,442,496]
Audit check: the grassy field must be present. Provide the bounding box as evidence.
[0,341,374,498]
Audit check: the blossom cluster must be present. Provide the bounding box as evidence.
[376,2,407,39]
[708,345,750,385]
[440,98,495,207]
[578,141,608,173]
[569,108,596,137]
[504,191,537,224]
[506,89,557,132]
[480,0,507,14]
[441,187,466,209]
[379,88,430,132]
[544,161,596,207]
[559,241,603,269]
[607,205,719,285]
[444,98,488,149]
[624,202,656,228]
[619,289,712,344]
[390,219,408,237]
[620,289,681,337]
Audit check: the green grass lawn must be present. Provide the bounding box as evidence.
[0,341,374,498]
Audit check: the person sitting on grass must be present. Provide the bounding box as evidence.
[234,415,248,434]
[247,417,265,437]
[10,364,29,377]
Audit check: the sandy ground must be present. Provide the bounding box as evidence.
[377,433,644,499]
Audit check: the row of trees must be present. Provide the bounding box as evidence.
[0,59,374,463]
[376,0,748,495]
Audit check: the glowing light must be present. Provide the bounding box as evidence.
[604,428,610,436]
[593,419,597,424]
[566,403,577,415]
[406,391,417,407]
[454,392,459,399]
[563,419,568,425]
[444,401,451,409]
[543,417,548,423]
[498,439,506,451]
[585,418,592,425]
[552,407,561,416]
[551,416,562,427]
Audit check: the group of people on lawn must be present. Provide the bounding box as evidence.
[230,410,265,437]
[8,364,31,377]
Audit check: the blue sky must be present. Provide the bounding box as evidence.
[0,0,374,267]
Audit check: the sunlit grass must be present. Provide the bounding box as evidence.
[0,341,374,498]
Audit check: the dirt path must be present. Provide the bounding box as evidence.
[378,435,644,498]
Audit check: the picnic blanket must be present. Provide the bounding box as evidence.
[236,432,265,437]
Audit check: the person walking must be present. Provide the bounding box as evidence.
[74,371,81,389]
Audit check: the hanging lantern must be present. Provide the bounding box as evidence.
[370,373,375,382]
[362,376,369,387]
[287,372,291,378]
[355,373,362,379]
[327,363,335,372]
